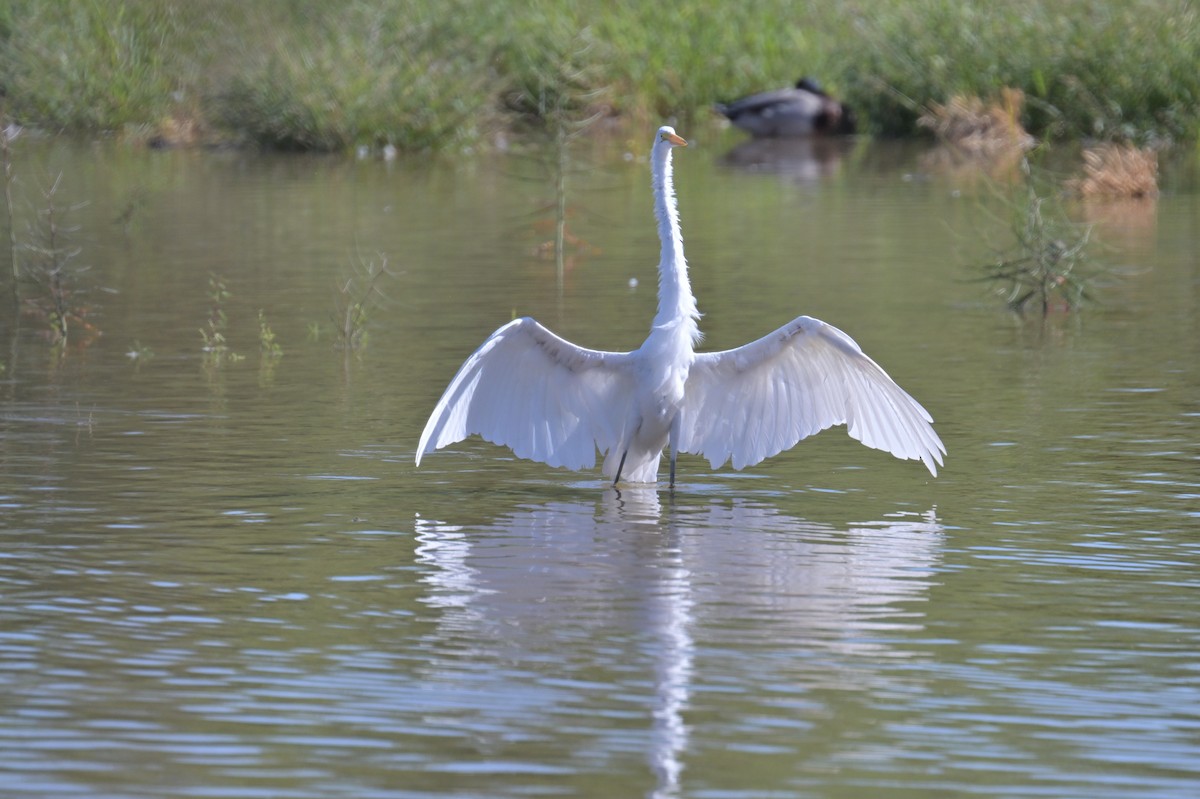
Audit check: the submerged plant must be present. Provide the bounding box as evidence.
[506,28,609,287]
[20,173,97,346]
[112,187,148,232]
[980,161,1096,314]
[1,115,17,292]
[125,340,154,361]
[257,308,281,385]
[200,273,242,364]
[334,253,394,350]
[257,308,282,358]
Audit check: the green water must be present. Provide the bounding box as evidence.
[1,132,1197,798]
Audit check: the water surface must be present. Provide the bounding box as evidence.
[1,132,1198,798]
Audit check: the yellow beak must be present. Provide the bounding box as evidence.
[663,131,687,147]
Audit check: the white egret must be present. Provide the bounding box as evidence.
[416,126,944,487]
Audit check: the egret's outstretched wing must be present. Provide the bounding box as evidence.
[677,316,945,475]
[416,317,638,470]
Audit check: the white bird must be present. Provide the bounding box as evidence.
[416,126,944,487]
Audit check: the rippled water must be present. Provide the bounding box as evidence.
[1,134,1198,798]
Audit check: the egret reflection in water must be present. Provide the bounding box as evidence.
[415,492,943,797]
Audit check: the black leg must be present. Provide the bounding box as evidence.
[669,448,676,489]
[613,449,628,487]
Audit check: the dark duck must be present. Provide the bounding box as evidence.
[716,77,856,137]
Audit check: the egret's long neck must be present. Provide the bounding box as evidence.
[651,145,701,344]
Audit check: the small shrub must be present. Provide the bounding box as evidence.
[200,273,242,364]
[980,162,1097,315]
[19,173,98,346]
[334,253,394,351]
[1066,143,1159,199]
[257,309,282,358]
[2,116,17,289]
[918,88,1035,155]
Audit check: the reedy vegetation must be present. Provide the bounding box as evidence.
[20,173,95,346]
[0,0,1197,151]
[981,170,1098,315]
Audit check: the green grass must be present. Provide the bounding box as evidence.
[840,0,1200,143]
[0,0,196,137]
[0,0,1197,150]
[215,2,494,151]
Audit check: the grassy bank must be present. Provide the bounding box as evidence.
[1,0,1197,151]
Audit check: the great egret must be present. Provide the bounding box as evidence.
[416,126,944,487]
[716,77,856,137]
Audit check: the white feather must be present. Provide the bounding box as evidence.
[416,126,945,485]
[677,316,945,476]
[416,317,638,472]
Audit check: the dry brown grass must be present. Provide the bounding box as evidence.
[1066,143,1159,198]
[918,87,1035,155]
[151,114,202,147]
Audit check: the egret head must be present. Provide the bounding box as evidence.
[657,126,687,148]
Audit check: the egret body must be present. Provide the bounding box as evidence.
[416,126,944,486]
